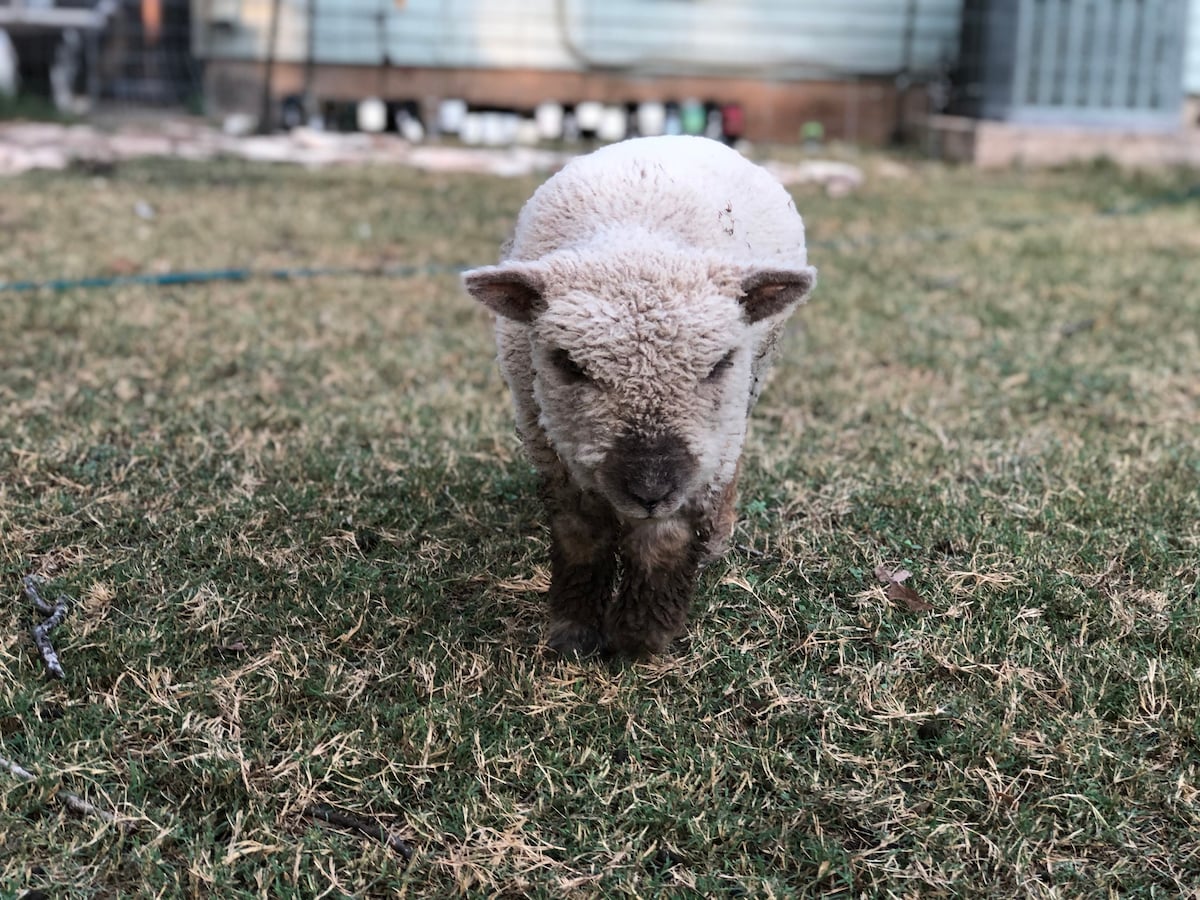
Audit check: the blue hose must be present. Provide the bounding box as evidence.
[0,262,468,294]
[1,183,1194,294]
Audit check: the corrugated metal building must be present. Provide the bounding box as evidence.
[953,0,1192,128]
[1188,0,1200,93]
[193,0,964,142]
[196,0,962,75]
[192,0,1200,142]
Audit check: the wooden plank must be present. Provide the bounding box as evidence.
[1187,0,1200,93]
[1033,0,1064,106]
[1133,0,1162,109]
[1156,0,1188,108]
[1108,0,1136,107]
[1085,0,1113,109]
[1060,0,1088,107]
[1048,0,1069,107]
[1007,0,1033,110]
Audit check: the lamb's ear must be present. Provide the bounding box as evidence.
[737,266,817,323]
[462,263,547,323]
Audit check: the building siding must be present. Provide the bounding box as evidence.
[195,0,963,79]
[1187,0,1200,92]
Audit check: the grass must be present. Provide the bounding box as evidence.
[0,95,73,123]
[1,151,1198,897]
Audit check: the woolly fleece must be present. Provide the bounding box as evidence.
[466,135,816,525]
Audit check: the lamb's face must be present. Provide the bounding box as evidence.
[529,273,752,520]
[466,252,816,523]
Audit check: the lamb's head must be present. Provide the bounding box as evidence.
[466,246,816,522]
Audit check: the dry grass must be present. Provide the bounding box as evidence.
[1,152,1198,897]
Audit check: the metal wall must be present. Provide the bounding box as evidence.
[193,0,964,80]
[1188,0,1200,92]
[953,0,1189,127]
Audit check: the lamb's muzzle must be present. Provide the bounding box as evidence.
[600,430,696,519]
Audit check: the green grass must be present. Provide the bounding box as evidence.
[1,153,1198,897]
[0,95,73,123]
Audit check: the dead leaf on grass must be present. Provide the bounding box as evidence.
[890,582,934,613]
[106,256,139,275]
[874,565,912,584]
[875,565,934,614]
[210,639,249,657]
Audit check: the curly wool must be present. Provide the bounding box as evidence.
[471,136,814,514]
[505,135,810,268]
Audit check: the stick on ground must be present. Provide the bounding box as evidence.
[306,803,414,860]
[23,576,56,615]
[0,753,118,825]
[23,576,70,679]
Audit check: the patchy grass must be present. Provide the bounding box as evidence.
[1,153,1198,897]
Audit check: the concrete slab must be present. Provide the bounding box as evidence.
[922,113,1200,169]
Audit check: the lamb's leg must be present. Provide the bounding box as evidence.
[544,487,618,658]
[604,519,699,658]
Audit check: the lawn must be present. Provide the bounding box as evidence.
[1,149,1198,897]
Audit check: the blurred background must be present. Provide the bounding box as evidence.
[2,11,1198,895]
[1,0,1198,164]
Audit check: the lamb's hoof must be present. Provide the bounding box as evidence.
[545,621,603,660]
[602,629,671,661]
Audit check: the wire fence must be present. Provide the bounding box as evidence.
[0,0,198,113]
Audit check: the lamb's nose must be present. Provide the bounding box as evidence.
[623,456,681,512]
[625,476,676,513]
[605,430,694,516]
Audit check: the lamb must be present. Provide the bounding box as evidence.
[464,135,816,658]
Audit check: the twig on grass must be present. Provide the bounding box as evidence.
[306,803,414,860]
[0,753,119,826]
[23,576,71,679]
[23,576,56,616]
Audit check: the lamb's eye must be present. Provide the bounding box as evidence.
[551,348,590,384]
[704,349,737,383]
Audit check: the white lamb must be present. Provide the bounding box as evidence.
[465,135,816,658]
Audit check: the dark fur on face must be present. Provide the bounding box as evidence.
[598,430,699,520]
